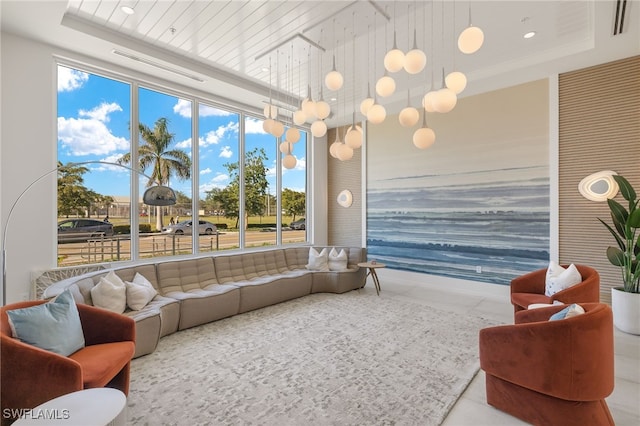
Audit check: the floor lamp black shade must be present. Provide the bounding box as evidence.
[2,161,177,305]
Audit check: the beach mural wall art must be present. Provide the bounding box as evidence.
[366,79,550,285]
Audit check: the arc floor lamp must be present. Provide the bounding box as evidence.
[1,160,177,305]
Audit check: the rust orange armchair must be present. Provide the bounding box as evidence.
[510,264,600,315]
[479,303,615,426]
[1,301,135,425]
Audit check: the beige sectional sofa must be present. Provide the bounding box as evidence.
[37,246,366,358]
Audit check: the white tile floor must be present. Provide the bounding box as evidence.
[368,268,640,426]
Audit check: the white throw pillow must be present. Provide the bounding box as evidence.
[90,270,127,314]
[549,303,586,321]
[306,247,329,271]
[545,262,582,296]
[126,273,158,311]
[328,247,348,271]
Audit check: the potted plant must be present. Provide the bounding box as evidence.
[598,175,640,334]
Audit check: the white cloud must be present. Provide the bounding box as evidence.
[58,67,89,92]
[173,99,232,118]
[219,146,233,158]
[199,173,230,193]
[78,102,122,123]
[245,118,267,134]
[176,137,194,149]
[58,102,129,156]
[202,121,239,147]
[200,167,212,175]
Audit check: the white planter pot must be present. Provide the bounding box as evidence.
[611,287,640,335]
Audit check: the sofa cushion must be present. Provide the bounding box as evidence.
[125,273,158,311]
[545,262,582,296]
[157,258,218,293]
[91,271,127,314]
[328,248,348,271]
[6,289,85,356]
[306,247,329,271]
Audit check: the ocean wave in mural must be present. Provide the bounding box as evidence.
[366,170,550,285]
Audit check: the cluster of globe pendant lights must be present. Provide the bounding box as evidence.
[363,19,484,151]
[266,11,484,165]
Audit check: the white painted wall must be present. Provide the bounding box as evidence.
[1,33,57,304]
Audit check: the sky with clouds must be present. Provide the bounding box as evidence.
[57,65,307,202]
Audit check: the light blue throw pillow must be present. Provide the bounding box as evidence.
[549,303,585,321]
[7,289,85,356]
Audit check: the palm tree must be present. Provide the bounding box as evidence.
[118,117,191,231]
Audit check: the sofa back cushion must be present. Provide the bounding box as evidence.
[157,258,218,294]
[285,247,312,270]
[115,264,160,291]
[214,254,247,284]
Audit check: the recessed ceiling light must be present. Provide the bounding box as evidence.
[261,67,269,72]
[121,6,135,15]
[330,97,337,102]
[524,31,536,39]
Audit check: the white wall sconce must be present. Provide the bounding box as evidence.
[337,190,353,208]
[578,170,620,202]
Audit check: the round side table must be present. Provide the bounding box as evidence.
[358,262,386,296]
[13,388,126,426]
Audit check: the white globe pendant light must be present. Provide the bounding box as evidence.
[376,74,396,98]
[301,85,316,120]
[399,90,419,127]
[445,71,467,94]
[458,25,484,54]
[404,30,426,74]
[360,97,374,115]
[366,103,386,124]
[325,55,344,91]
[433,88,457,113]
[399,106,420,127]
[413,127,436,149]
[285,127,300,143]
[293,109,307,126]
[310,120,327,138]
[315,99,331,120]
[283,154,297,169]
[271,120,285,138]
[336,143,354,161]
[345,126,363,149]
[384,32,405,73]
[413,112,436,149]
[360,83,374,115]
[422,91,437,113]
[263,104,277,119]
[263,118,275,134]
[329,141,341,158]
[279,141,293,154]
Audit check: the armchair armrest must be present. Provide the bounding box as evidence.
[77,304,135,346]
[480,303,614,401]
[1,335,82,410]
[510,268,546,295]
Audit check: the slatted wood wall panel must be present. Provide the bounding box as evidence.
[327,125,363,247]
[559,55,640,304]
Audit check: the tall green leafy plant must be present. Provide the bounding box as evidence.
[598,175,640,293]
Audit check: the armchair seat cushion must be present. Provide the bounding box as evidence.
[511,292,552,309]
[69,342,135,389]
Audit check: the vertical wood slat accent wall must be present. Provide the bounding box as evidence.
[327,125,362,247]
[559,55,640,304]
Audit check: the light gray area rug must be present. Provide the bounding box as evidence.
[127,292,495,425]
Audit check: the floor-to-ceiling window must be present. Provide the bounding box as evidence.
[57,63,309,267]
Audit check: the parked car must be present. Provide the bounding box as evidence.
[58,218,114,243]
[161,220,217,235]
[290,218,305,230]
